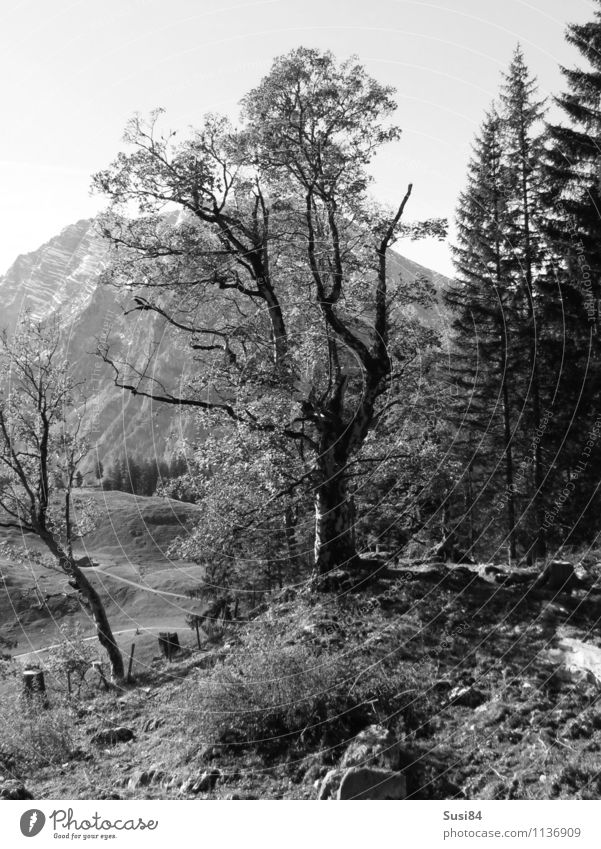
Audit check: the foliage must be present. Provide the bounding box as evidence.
[46,623,100,694]
[93,47,445,576]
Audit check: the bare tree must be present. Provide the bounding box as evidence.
[0,316,125,681]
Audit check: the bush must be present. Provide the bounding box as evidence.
[178,602,430,756]
[45,623,100,695]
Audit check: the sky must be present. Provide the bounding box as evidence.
[0,0,595,276]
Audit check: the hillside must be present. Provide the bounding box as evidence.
[3,549,601,800]
[0,490,205,668]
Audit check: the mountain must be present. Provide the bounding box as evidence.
[0,218,451,468]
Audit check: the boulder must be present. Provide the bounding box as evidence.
[534,561,579,594]
[0,779,33,800]
[337,767,406,800]
[317,725,412,799]
[91,726,135,746]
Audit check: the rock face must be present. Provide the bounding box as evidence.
[0,219,449,468]
[0,219,191,467]
[0,219,108,332]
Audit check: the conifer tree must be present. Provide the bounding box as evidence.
[541,3,601,542]
[498,45,549,559]
[445,109,524,560]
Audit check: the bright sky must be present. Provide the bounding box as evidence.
[0,0,594,276]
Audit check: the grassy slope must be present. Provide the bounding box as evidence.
[0,490,206,670]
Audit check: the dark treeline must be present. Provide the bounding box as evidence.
[441,12,601,563]
[101,454,188,498]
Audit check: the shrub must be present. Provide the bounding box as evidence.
[45,623,100,694]
[178,603,431,756]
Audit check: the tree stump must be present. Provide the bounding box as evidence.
[158,632,180,661]
[22,668,48,707]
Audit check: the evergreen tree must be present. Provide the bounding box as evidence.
[541,3,601,543]
[498,45,549,558]
[444,108,525,561]
[546,2,601,330]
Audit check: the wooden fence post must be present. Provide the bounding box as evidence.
[158,632,180,661]
[127,643,135,683]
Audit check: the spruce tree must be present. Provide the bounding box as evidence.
[542,3,601,543]
[547,1,601,329]
[498,45,549,559]
[445,108,524,561]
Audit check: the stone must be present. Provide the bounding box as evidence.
[317,769,341,800]
[141,717,164,733]
[340,724,402,771]
[448,686,487,709]
[91,726,135,746]
[192,769,222,793]
[475,700,510,726]
[534,561,579,594]
[128,770,154,789]
[0,779,33,800]
[337,767,406,800]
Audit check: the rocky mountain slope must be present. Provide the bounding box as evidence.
[0,218,450,467]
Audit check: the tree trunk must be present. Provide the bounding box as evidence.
[70,562,125,682]
[501,373,518,562]
[313,463,359,577]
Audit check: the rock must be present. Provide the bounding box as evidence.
[337,767,406,800]
[141,717,164,733]
[565,717,593,739]
[192,769,222,793]
[475,700,510,726]
[225,793,258,800]
[0,779,33,800]
[128,770,154,789]
[317,769,341,800]
[534,560,579,594]
[448,686,487,709]
[91,726,135,746]
[340,724,403,771]
[319,569,356,592]
[195,651,227,670]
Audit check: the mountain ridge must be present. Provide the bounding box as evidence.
[0,218,451,468]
